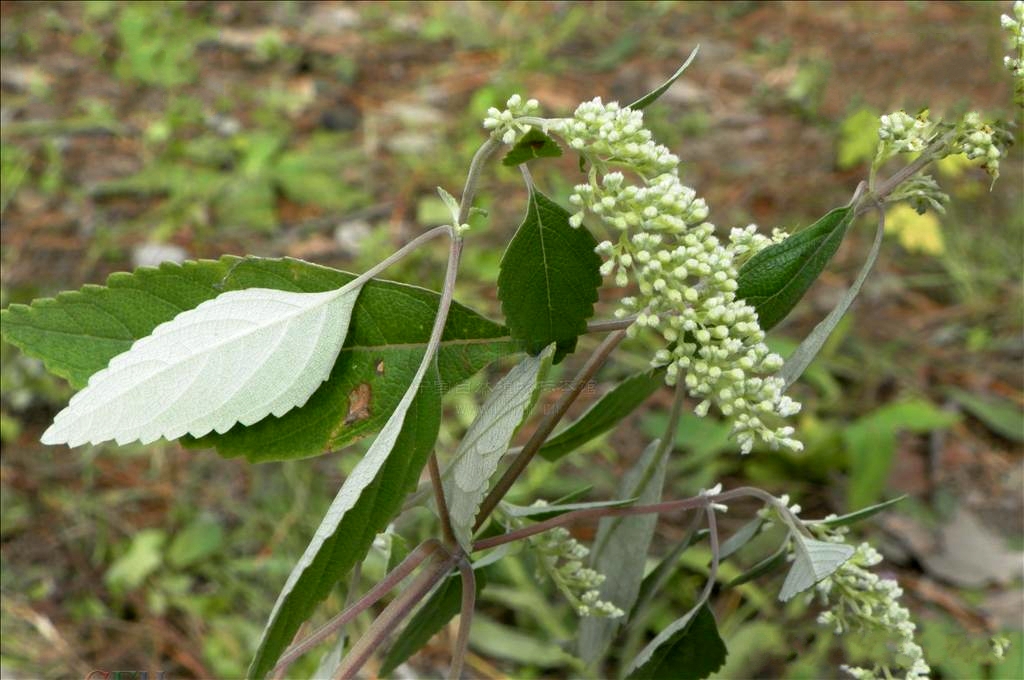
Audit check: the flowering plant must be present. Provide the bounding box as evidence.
[2,14,1019,678]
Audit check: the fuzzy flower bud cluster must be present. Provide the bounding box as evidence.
[952,111,1003,181]
[524,520,623,618]
[877,110,936,156]
[546,98,801,454]
[1003,1,1024,106]
[811,525,929,680]
[483,94,541,145]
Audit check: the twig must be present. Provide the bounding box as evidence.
[335,556,457,680]
[272,540,444,676]
[449,558,477,680]
[473,327,631,529]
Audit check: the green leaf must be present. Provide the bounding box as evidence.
[819,495,907,529]
[778,534,855,602]
[719,519,764,561]
[627,45,701,111]
[779,210,883,388]
[946,387,1023,442]
[1,256,515,461]
[248,367,442,679]
[626,604,727,680]
[631,520,708,621]
[168,518,224,569]
[579,438,668,666]
[501,128,563,167]
[539,368,664,462]
[105,528,167,591]
[41,282,363,447]
[736,204,855,331]
[725,543,789,589]
[497,189,602,362]
[445,346,555,550]
[380,569,489,676]
[844,398,959,508]
[469,615,581,669]
[836,107,881,170]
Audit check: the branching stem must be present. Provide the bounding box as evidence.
[473,327,631,529]
[272,540,445,676]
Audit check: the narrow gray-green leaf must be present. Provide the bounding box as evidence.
[819,495,907,529]
[625,604,727,680]
[946,387,1024,443]
[579,438,668,667]
[779,211,883,388]
[725,543,789,589]
[778,534,855,602]
[736,204,856,331]
[628,45,701,110]
[719,518,764,561]
[445,345,554,550]
[539,368,664,462]
[249,367,442,679]
[41,283,362,447]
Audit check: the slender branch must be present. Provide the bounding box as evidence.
[449,558,477,680]
[272,540,444,676]
[473,497,705,552]
[473,485,783,553]
[458,137,501,225]
[473,327,631,529]
[429,453,457,547]
[586,316,638,333]
[347,225,453,291]
[699,505,720,605]
[335,556,456,680]
[862,132,956,214]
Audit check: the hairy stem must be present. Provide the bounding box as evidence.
[449,558,477,680]
[473,327,631,529]
[473,485,781,553]
[335,556,456,680]
[458,137,501,225]
[272,540,444,676]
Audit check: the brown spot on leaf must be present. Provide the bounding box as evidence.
[344,383,372,425]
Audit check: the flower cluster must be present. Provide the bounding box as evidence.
[483,94,541,145]
[527,524,624,618]
[952,111,1004,181]
[545,98,801,454]
[877,110,937,156]
[812,526,929,680]
[1002,1,1024,106]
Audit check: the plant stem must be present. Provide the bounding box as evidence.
[473,485,781,553]
[473,327,631,529]
[272,540,444,676]
[335,556,456,680]
[449,558,477,680]
[458,137,501,225]
[345,224,453,291]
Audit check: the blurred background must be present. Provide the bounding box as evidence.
[1,2,1021,678]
